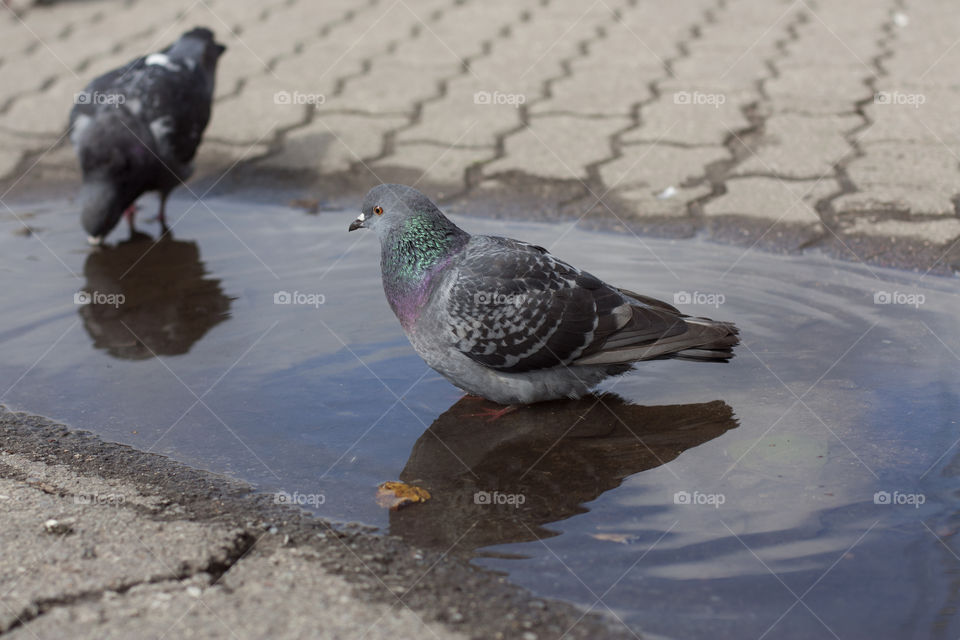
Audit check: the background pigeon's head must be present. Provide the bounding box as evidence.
[80,178,129,245]
[166,27,226,74]
[76,114,153,245]
[349,184,449,239]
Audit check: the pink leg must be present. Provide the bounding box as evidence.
[123,204,139,231]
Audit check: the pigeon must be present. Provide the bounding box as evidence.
[349,184,739,406]
[69,27,226,245]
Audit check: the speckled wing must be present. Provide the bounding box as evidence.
[445,236,687,373]
[70,53,212,170]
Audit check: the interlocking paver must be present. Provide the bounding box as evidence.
[704,175,837,226]
[0,0,955,258]
[733,113,861,179]
[485,114,630,181]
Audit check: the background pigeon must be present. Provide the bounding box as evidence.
[349,184,740,405]
[69,27,226,244]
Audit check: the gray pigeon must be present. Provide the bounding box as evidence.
[69,27,226,245]
[349,184,739,406]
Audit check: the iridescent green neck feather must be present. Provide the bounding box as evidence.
[381,212,468,328]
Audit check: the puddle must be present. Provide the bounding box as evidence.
[1,194,958,638]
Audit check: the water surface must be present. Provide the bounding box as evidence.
[1,195,958,639]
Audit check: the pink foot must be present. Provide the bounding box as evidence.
[123,204,139,230]
[466,405,517,422]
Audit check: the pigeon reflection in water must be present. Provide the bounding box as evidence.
[390,395,738,552]
[78,235,232,359]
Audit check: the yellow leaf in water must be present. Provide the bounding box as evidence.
[376,481,431,511]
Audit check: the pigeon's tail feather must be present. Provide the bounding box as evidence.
[574,314,739,366]
[672,318,739,360]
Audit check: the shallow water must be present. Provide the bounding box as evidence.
[1,194,958,639]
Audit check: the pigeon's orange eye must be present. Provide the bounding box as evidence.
[374,206,384,216]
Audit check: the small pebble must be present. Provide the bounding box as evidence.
[656,185,677,199]
[44,518,74,535]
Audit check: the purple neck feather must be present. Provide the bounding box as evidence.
[385,255,455,330]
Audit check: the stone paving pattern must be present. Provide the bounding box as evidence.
[1,0,959,263]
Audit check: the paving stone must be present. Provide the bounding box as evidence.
[859,84,960,146]
[623,82,754,146]
[9,549,463,640]
[0,0,955,254]
[843,217,960,244]
[703,176,838,226]
[734,113,861,179]
[600,143,728,193]
[399,79,529,147]
[256,113,406,174]
[764,63,871,115]
[325,60,458,114]
[377,142,492,189]
[531,59,659,116]
[841,142,958,216]
[485,115,630,181]
[204,76,316,145]
[610,183,713,218]
[0,476,243,633]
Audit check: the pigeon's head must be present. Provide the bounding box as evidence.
[80,178,129,246]
[350,184,448,238]
[167,27,226,73]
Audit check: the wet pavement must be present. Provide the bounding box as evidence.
[2,195,959,638]
[3,0,960,268]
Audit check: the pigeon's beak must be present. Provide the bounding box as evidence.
[348,213,366,232]
[87,235,104,246]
